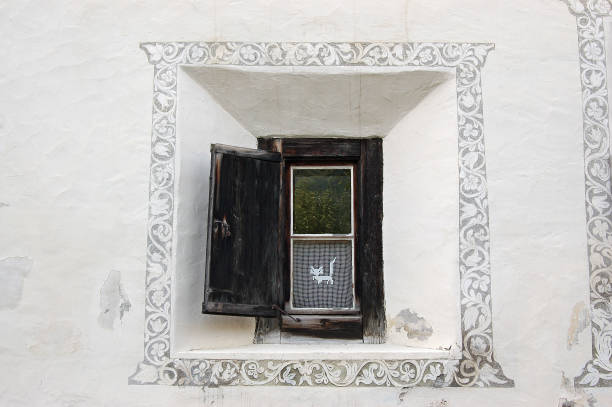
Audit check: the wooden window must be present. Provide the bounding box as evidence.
[288,165,357,313]
[202,138,385,343]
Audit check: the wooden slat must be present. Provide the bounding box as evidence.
[211,143,282,161]
[256,138,282,153]
[253,317,281,344]
[281,138,362,158]
[256,138,287,340]
[281,314,363,340]
[203,301,277,317]
[358,138,386,343]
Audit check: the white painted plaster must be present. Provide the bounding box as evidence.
[184,65,451,138]
[384,74,460,350]
[0,0,609,405]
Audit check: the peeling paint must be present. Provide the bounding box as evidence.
[559,373,597,407]
[433,374,446,388]
[390,309,433,341]
[568,301,590,350]
[398,387,411,404]
[97,270,131,330]
[0,256,33,309]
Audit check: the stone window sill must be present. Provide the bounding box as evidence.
[173,343,460,361]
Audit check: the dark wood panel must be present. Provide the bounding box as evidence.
[211,143,281,161]
[259,138,291,308]
[256,138,282,153]
[253,317,281,344]
[281,138,362,158]
[203,301,277,317]
[358,138,386,343]
[281,314,362,340]
[203,145,282,317]
[256,138,288,334]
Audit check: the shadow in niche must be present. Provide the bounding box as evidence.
[182,65,453,138]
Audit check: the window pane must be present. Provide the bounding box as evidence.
[292,240,353,309]
[293,168,351,234]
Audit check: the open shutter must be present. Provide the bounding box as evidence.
[203,144,282,317]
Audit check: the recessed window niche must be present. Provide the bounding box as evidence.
[171,63,460,358]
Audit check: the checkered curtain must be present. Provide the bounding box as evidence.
[292,240,353,309]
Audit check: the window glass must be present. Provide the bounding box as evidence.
[292,168,351,234]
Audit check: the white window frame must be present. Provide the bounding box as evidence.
[288,164,357,312]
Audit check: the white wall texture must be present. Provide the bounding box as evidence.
[0,0,606,405]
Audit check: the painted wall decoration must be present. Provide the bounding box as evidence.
[130,42,514,387]
[564,0,612,387]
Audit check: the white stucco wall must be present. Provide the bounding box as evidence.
[0,0,607,405]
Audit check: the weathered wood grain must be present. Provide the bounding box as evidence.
[358,138,386,343]
[256,137,386,341]
[253,317,281,344]
[281,314,362,340]
[202,145,282,317]
[281,138,361,159]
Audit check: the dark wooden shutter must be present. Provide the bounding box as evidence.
[202,144,282,317]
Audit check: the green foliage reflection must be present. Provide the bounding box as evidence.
[293,168,351,234]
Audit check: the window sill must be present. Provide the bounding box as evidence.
[173,344,460,361]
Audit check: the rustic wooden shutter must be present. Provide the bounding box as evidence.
[202,144,282,317]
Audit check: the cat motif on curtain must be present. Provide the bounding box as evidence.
[309,257,336,285]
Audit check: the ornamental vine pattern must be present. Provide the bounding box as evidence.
[129,42,513,387]
[564,0,612,387]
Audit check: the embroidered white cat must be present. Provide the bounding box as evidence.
[309,257,336,285]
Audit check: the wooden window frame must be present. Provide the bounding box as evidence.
[257,137,386,343]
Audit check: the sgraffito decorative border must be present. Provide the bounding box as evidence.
[564,0,612,387]
[129,42,513,387]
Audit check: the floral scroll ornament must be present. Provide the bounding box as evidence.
[130,42,513,388]
[563,0,612,387]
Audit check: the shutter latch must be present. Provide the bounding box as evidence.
[213,216,231,239]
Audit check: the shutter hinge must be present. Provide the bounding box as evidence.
[213,217,231,239]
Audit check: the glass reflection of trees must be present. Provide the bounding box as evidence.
[293,168,351,234]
